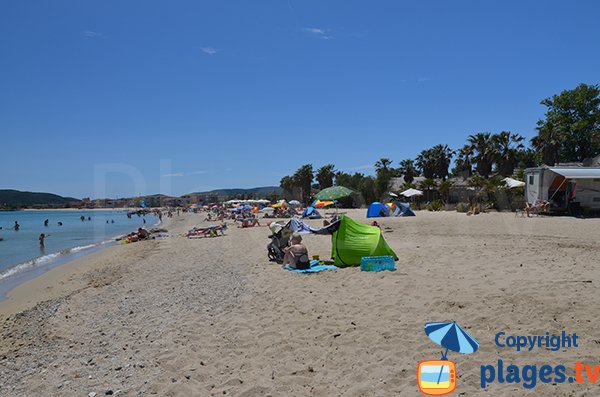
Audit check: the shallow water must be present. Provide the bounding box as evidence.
[0,210,158,282]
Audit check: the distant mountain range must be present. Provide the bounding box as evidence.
[0,186,282,208]
[190,186,282,196]
[0,189,80,207]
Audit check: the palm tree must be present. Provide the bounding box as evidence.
[280,175,295,199]
[467,132,496,178]
[437,180,454,203]
[453,144,474,178]
[493,131,525,176]
[415,149,435,179]
[374,158,394,199]
[531,121,561,165]
[430,144,454,180]
[315,164,336,189]
[374,158,393,174]
[398,159,418,183]
[292,164,313,204]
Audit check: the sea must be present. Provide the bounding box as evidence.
[0,210,159,299]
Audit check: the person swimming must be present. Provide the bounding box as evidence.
[13,221,20,231]
[57,222,63,226]
[44,219,49,227]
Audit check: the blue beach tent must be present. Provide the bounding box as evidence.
[394,202,416,217]
[367,202,390,218]
[302,206,322,219]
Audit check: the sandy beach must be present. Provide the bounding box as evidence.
[1,210,599,396]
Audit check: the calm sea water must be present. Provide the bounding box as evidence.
[0,210,158,283]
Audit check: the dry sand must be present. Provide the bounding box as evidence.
[1,210,600,396]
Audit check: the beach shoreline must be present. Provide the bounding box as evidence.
[2,210,600,396]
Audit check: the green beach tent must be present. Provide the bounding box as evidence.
[331,216,398,267]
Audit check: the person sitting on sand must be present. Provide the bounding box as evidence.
[138,228,150,239]
[239,218,261,228]
[282,234,310,270]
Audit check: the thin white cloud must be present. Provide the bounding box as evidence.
[303,27,334,40]
[84,31,102,38]
[163,170,207,177]
[201,47,218,55]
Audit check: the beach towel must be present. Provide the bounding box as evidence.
[283,260,337,273]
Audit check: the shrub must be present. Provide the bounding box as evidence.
[455,202,469,213]
[427,200,444,211]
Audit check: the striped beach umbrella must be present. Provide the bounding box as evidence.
[424,321,479,356]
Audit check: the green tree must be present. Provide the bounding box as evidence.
[534,83,600,163]
[374,158,394,199]
[279,175,295,198]
[531,121,562,165]
[292,164,313,204]
[416,145,454,180]
[415,149,435,179]
[467,132,496,178]
[493,131,525,177]
[315,164,336,189]
[452,144,474,178]
[398,159,418,183]
[437,180,454,203]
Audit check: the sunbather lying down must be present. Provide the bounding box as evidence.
[185,223,227,238]
[239,218,261,228]
[282,234,310,270]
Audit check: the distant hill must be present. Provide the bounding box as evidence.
[190,186,282,196]
[0,189,80,207]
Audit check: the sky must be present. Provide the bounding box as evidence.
[1,1,599,199]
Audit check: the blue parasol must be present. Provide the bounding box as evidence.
[424,321,479,384]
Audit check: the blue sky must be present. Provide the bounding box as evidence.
[1,1,598,198]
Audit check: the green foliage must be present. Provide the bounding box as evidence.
[0,189,80,207]
[292,164,314,204]
[397,159,418,183]
[455,202,469,212]
[427,200,444,211]
[315,164,336,189]
[532,83,600,164]
[374,158,394,199]
[335,171,376,205]
[415,144,454,180]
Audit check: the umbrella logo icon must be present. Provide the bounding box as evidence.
[417,322,479,396]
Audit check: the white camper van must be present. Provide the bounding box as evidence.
[524,166,600,212]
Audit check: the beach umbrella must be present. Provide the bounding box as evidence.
[424,321,479,385]
[271,202,287,208]
[260,207,275,212]
[389,192,399,197]
[288,200,301,208]
[502,177,526,189]
[314,200,334,208]
[315,186,355,201]
[400,188,423,198]
[424,322,479,357]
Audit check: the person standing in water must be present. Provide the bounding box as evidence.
[13,221,20,231]
[39,233,48,247]
[44,219,49,227]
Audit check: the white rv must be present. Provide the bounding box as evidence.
[524,166,600,212]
